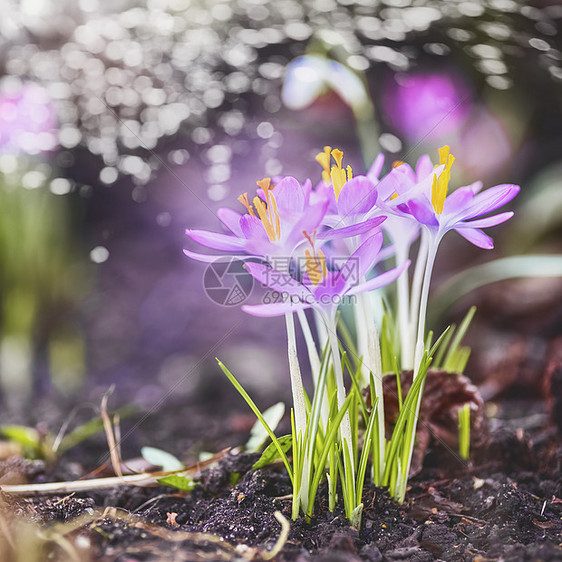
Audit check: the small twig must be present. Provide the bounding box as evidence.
[449,513,488,524]
[272,494,292,501]
[0,449,230,496]
[100,386,123,478]
[263,511,290,560]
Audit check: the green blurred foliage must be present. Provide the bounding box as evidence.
[0,167,89,398]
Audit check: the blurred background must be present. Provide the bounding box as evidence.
[0,0,561,417]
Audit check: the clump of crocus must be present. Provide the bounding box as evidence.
[185,144,519,522]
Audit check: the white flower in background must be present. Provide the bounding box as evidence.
[282,55,369,113]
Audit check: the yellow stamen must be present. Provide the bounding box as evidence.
[431,145,456,215]
[390,192,398,200]
[305,248,327,286]
[331,165,347,199]
[257,177,275,231]
[238,193,256,216]
[315,146,332,184]
[269,190,280,240]
[256,177,271,193]
[325,148,352,200]
[393,160,404,168]
[331,148,343,168]
[253,196,277,241]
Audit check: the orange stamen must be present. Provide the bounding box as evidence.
[238,193,256,216]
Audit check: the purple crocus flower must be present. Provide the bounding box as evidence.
[185,173,384,267]
[379,146,519,249]
[184,176,329,264]
[316,147,382,226]
[242,232,409,319]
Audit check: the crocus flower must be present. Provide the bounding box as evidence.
[184,176,329,265]
[242,232,409,319]
[378,146,519,249]
[313,147,389,261]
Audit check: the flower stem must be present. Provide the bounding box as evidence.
[408,231,429,369]
[297,308,330,431]
[414,239,438,374]
[284,311,309,514]
[326,316,356,501]
[356,291,385,484]
[397,236,439,502]
[396,245,411,371]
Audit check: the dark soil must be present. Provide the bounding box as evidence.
[1,390,561,562]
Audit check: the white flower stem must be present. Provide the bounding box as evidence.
[296,309,320,382]
[285,311,309,513]
[326,315,356,496]
[396,245,411,371]
[354,296,370,386]
[297,308,330,431]
[408,231,429,369]
[398,236,439,501]
[314,308,328,352]
[356,291,385,484]
[414,239,438,375]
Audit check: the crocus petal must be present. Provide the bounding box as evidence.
[347,259,411,295]
[302,178,313,202]
[376,167,408,201]
[393,163,416,187]
[217,207,244,236]
[273,176,305,212]
[318,216,386,241]
[185,229,246,251]
[337,175,378,216]
[460,184,520,221]
[183,248,263,263]
[311,271,347,301]
[244,262,310,299]
[459,211,514,229]
[239,214,269,242]
[407,199,439,227]
[454,227,494,249]
[367,153,385,183]
[381,164,445,209]
[442,182,482,215]
[348,231,384,280]
[242,301,311,317]
[290,199,329,241]
[415,154,434,180]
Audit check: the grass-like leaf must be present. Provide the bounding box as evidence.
[157,474,196,491]
[217,359,293,484]
[253,435,292,470]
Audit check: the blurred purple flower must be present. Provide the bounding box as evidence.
[0,81,57,154]
[383,71,472,142]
